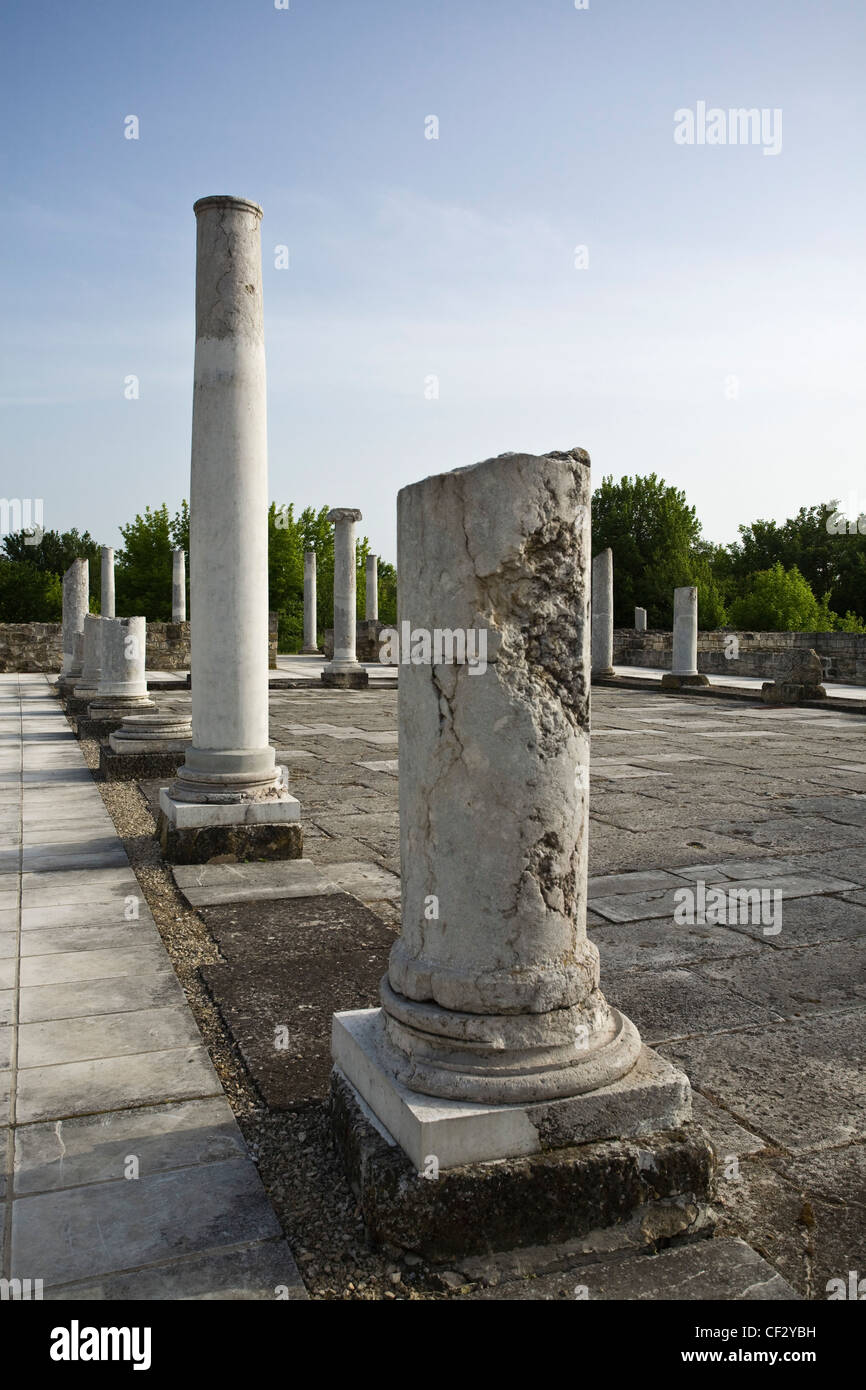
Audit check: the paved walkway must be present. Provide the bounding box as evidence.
[0,675,304,1299]
[613,663,866,702]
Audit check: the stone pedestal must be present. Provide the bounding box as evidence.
[635,606,647,632]
[661,586,710,689]
[58,559,89,692]
[365,554,378,622]
[101,547,115,618]
[322,509,368,689]
[591,548,615,677]
[301,550,320,653]
[172,549,187,623]
[100,712,193,781]
[761,648,826,705]
[157,194,302,864]
[330,448,709,1255]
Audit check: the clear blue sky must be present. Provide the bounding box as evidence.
[2,0,864,564]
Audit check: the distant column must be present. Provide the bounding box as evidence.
[635,606,647,633]
[322,509,368,688]
[172,548,186,622]
[302,550,319,653]
[59,559,89,685]
[661,586,709,689]
[101,547,115,618]
[73,614,105,701]
[365,554,378,621]
[591,548,615,677]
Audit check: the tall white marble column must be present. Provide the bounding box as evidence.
[333,449,691,1176]
[301,550,319,654]
[158,194,301,861]
[661,585,709,688]
[365,554,378,622]
[101,547,115,618]
[172,548,186,622]
[322,509,367,688]
[59,558,89,686]
[591,547,615,677]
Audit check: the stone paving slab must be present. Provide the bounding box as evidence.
[0,674,306,1300]
[469,1237,800,1300]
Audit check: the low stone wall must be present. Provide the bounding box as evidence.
[613,630,866,685]
[324,620,395,664]
[0,622,63,672]
[0,615,279,673]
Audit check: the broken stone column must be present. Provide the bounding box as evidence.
[322,508,368,688]
[71,614,105,706]
[83,616,156,736]
[661,585,709,688]
[762,648,827,705]
[101,547,115,618]
[365,554,378,621]
[172,548,186,623]
[59,558,89,689]
[157,194,301,864]
[591,547,615,677]
[635,606,647,632]
[331,448,710,1257]
[301,550,319,654]
[101,710,193,781]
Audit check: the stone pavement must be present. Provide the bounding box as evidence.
[0,674,305,1299]
[160,680,864,1298]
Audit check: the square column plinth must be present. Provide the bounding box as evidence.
[331,1013,713,1260]
[157,783,302,864]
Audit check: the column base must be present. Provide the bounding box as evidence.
[762,681,827,705]
[660,672,710,689]
[301,645,322,655]
[75,697,157,740]
[591,667,616,680]
[332,1008,691,1171]
[329,1064,713,1261]
[321,666,369,689]
[157,785,303,864]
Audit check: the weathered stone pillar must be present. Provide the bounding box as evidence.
[301,550,319,653]
[635,606,647,632]
[365,554,378,622]
[157,194,301,863]
[59,559,89,685]
[72,614,105,703]
[83,616,156,735]
[331,451,708,1257]
[661,585,709,689]
[591,547,615,677]
[172,548,186,623]
[322,509,368,689]
[101,548,115,618]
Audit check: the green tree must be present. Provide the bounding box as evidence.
[727,563,824,631]
[115,504,178,620]
[0,558,63,621]
[2,527,102,606]
[591,474,725,627]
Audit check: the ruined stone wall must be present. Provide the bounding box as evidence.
[323,620,395,664]
[0,615,279,672]
[613,630,866,684]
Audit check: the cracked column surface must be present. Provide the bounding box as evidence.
[172,548,186,623]
[591,547,615,677]
[101,547,115,618]
[365,553,378,621]
[302,550,318,653]
[60,559,88,679]
[379,449,642,1103]
[171,194,284,803]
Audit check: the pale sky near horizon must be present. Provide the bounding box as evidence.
[1,0,864,566]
